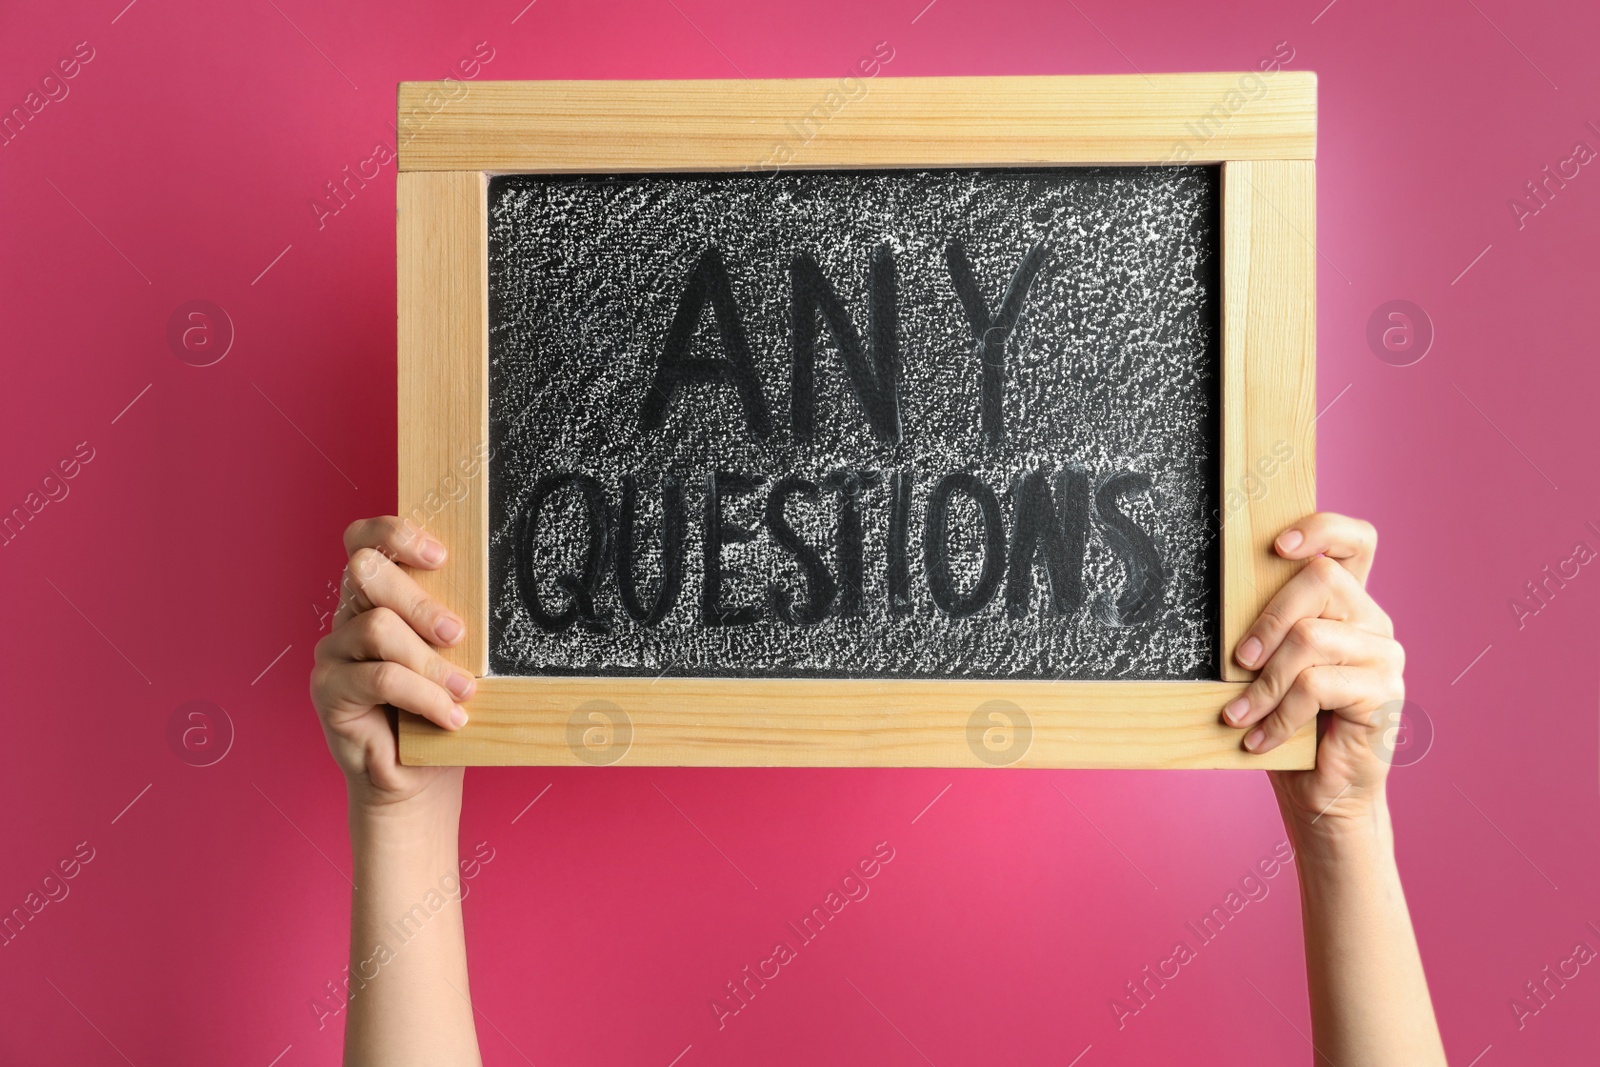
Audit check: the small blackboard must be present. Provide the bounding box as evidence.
[394,75,1319,769]
[485,166,1220,681]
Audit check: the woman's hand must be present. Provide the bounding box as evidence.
[1226,514,1447,1064]
[1221,512,1406,840]
[310,517,474,809]
[316,520,485,1064]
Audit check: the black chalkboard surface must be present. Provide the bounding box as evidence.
[486,166,1219,681]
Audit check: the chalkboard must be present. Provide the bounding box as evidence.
[394,75,1319,769]
[485,166,1220,681]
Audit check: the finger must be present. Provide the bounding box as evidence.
[1272,512,1378,585]
[1243,664,1397,754]
[337,547,465,646]
[343,516,448,570]
[1234,555,1392,670]
[317,606,477,703]
[325,659,467,731]
[1223,620,1401,728]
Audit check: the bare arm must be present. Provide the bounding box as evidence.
[1291,800,1441,1066]
[312,518,483,1067]
[1224,513,1446,1066]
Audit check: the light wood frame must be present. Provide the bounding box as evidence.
[395,75,1317,769]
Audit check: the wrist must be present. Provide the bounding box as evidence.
[348,791,462,896]
[1285,791,1395,872]
[347,768,464,837]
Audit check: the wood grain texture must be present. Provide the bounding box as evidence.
[399,677,1315,768]
[397,170,489,674]
[396,74,1317,172]
[1219,161,1318,681]
[393,82,1319,768]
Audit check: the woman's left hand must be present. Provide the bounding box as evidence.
[1221,512,1407,837]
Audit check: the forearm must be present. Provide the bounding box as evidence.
[344,770,481,1067]
[1290,798,1445,1067]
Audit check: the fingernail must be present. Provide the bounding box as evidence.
[450,706,468,729]
[1276,529,1304,553]
[1224,697,1250,724]
[1237,636,1262,667]
[435,616,464,644]
[420,539,447,565]
[445,672,474,700]
[1244,728,1265,752]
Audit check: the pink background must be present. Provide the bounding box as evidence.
[2,0,1596,1063]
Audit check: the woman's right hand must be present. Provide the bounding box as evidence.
[1220,512,1405,843]
[310,517,474,807]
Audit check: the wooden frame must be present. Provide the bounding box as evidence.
[395,75,1317,769]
